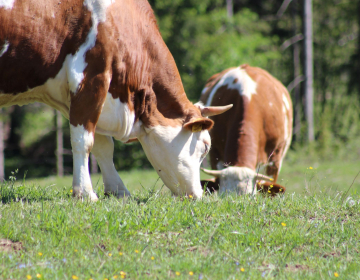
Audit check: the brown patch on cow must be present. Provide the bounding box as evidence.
[0,239,23,253]
[257,181,286,196]
[200,65,293,185]
[0,0,92,94]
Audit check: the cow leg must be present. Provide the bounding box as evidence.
[70,124,98,201]
[91,133,130,198]
[266,149,282,183]
[69,71,110,201]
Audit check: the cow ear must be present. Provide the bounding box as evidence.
[183,117,214,132]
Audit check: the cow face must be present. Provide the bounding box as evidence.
[202,166,273,195]
[218,167,258,195]
[138,122,212,198]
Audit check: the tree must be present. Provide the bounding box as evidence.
[0,108,4,181]
[304,0,314,141]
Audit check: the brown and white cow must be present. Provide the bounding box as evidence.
[199,64,293,195]
[0,0,232,200]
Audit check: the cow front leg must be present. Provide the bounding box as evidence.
[91,133,130,198]
[70,124,98,201]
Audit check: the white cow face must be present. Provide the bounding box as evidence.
[202,166,273,195]
[217,167,258,195]
[138,124,211,198]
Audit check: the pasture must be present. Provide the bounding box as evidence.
[1,154,360,279]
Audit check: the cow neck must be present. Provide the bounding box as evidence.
[92,0,203,130]
[108,0,201,128]
[224,98,259,170]
[148,40,200,127]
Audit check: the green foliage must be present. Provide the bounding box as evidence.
[113,141,152,171]
[151,1,280,100]
[19,105,54,147]
[0,179,359,279]
[3,0,360,178]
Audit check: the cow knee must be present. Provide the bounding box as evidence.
[70,125,94,154]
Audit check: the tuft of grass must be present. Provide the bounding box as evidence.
[0,178,359,279]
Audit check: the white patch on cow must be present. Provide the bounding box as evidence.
[205,67,257,106]
[70,124,98,201]
[91,133,130,197]
[44,60,71,117]
[66,0,114,94]
[201,87,208,95]
[217,166,257,195]
[0,0,15,10]
[283,111,289,143]
[278,93,292,173]
[138,125,211,198]
[282,93,290,111]
[95,92,135,142]
[269,102,273,107]
[0,40,9,57]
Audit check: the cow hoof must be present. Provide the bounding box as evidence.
[72,188,99,202]
[87,192,99,201]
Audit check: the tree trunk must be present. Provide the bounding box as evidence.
[304,0,314,141]
[292,0,302,140]
[56,110,63,177]
[358,0,360,96]
[0,108,4,181]
[226,0,233,18]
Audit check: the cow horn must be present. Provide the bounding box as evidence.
[201,104,233,117]
[201,168,223,177]
[255,173,274,182]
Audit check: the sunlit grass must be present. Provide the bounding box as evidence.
[2,154,360,278]
[0,177,359,279]
[13,157,360,197]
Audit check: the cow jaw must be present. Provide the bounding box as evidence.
[138,124,210,198]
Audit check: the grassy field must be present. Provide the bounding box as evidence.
[1,155,360,279]
[16,154,360,196]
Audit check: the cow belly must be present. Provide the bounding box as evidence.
[0,63,71,118]
[95,92,135,142]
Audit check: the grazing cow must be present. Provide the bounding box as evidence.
[199,64,293,195]
[0,0,232,200]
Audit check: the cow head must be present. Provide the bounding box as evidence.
[201,166,273,195]
[134,104,233,198]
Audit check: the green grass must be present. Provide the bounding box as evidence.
[1,177,360,279]
[16,155,360,196]
[1,155,360,279]
[20,169,166,195]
